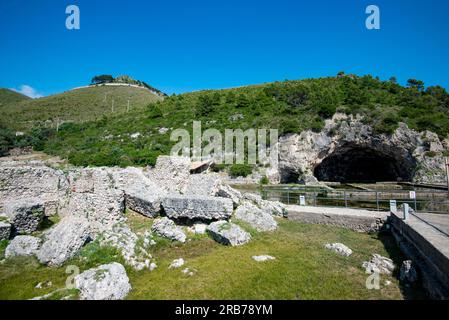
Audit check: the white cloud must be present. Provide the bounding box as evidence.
[11,85,44,99]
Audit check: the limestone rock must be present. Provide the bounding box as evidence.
[400,260,418,284]
[4,199,44,234]
[184,174,221,197]
[362,254,395,275]
[5,235,41,258]
[187,223,208,235]
[37,217,91,267]
[147,156,191,194]
[151,217,186,243]
[169,258,185,269]
[234,201,277,232]
[325,243,353,257]
[0,221,11,241]
[216,184,243,208]
[162,195,233,220]
[242,193,286,217]
[75,262,131,300]
[252,255,276,262]
[207,221,251,246]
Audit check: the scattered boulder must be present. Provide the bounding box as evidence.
[75,262,131,300]
[325,243,353,257]
[0,221,11,241]
[216,184,242,208]
[151,217,187,243]
[243,193,286,216]
[362,254,395,275]
[234,201,277,232]
[37,217,91,267]
[4,199,44,234]
[252,255,276,262]
[400,260,418,284]
[182,268,196,276]
[207,221,251,246]
[162,195,233,220]
[5,235,41,258]
[169,258,185,269]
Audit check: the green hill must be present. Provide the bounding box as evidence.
[0,85,163,131]
[2,74,449,166]
[0,88,31,107]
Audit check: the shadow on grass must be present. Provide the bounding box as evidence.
[376,231,428,300]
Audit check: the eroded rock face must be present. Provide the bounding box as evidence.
[207,221,251,246]
[275,114,446,184]
[37,217,91,267]
[325,243,353,257]
[5,235,41,258]
[234,201,277,232]
[151,217,186,243]
[4,199,44,234]
[162,195,233,220]
[75,262,131,300]
[0,221,11,241]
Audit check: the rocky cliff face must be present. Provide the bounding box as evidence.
[269,113,447,184]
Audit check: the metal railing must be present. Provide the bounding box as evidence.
[259,186,449,214]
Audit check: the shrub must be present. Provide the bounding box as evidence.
[229,164,253,178]
[259,176,269,185]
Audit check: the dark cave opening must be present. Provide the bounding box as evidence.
[313,146,415,183]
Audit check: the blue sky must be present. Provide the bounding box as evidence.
[0,0,448,97]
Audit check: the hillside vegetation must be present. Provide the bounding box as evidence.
[0,89,30,107]
[0,85,163,131]
[1,74,449,167]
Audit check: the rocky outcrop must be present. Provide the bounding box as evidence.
[75,262,131,300]
[400,260,418,284]
[37,217,91,266]
[0,221,11,240]
[234,201,277,232]
[151,217,186,243]
[362,254,395,275]
[325,243,353,257]
[5,235,41,258]
[162,195,233,220]
[207,221,251,246]
[4,199,44,234]
[275,113,447,184]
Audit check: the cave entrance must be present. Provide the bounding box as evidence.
[313,146,414,183]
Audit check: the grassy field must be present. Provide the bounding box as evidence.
[0,85,163,131]
[0,212,426,300]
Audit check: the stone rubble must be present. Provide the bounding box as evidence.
[325,243,353,257]
[37,216,91,267]
[187,223,208,235]
[162,195,233,220]
[5,235,41,258]
[252,255,276,262]
[75,262,132,300]
[4,199,44,234]
[169,258,185,269]
[234,201,277,232]
[0,221,11,241]
[207,221,251,246]
[151,217,187,243]
[362,254,395,275]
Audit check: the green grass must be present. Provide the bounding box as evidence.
[0,218,426,300]
[0,85,163,131]
[0,88,30,107]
